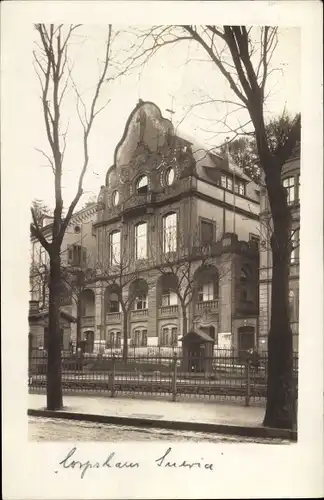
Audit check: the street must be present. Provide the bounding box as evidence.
[29,417,290,444]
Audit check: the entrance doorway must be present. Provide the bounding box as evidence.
[84,330,94,353]
[238,326,255,353]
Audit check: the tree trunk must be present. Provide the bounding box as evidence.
[181,301,188,337]
[46,251,63,410]
[263,169,295,430]
[122,309,128,362]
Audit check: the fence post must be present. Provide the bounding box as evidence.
[172,352,178,402]
[109,354,116,397]
[245,360,251,407]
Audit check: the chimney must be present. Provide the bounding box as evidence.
[29,300,39,314]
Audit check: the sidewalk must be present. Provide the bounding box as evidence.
[28,393,296,440]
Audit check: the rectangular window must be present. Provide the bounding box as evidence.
[198,282,214,302]
[109,231,120,265]
[134,330,140,347]
[135,222,147,260]
[227,177,233,191]
[234,182,239,194]
[171,327,178,346]
[290,229,300,264]
[221,175,227,188]
[283,177,295,205]
[163,213,177,252]
[201,220,214,246]
[239,182,245,196]
[142,330,148,347]
[68,245,86,266]
[109,299,119,313]
[135,293,147,310]
[161,327,169,346]
[161,293,170,307]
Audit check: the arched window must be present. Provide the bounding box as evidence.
[109,230,120,265]
[163,212,177,252]
[80,289,95,316]
[136,175,148,194]
[135,222,147,260]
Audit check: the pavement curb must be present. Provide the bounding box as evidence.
[27,408,297,441]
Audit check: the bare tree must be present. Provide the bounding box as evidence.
[128,26,300,429]
[31,199,52,227]
[30,24,115,410]
[98,246,141,361]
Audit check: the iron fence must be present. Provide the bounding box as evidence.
[28,348,299,407]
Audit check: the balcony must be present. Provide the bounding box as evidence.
[158,305,179,317]
[130,309,148,320]
[196,300,219,311]
[80,316,95,328]
[105,312,121,323]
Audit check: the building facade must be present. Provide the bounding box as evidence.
[85,101,260,354]
[258,154,300,352]
[30,100,261,355]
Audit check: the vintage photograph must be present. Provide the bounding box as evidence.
[28,24,301,444]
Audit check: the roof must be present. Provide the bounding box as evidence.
[29,309,77,323]
[180,329,215,343]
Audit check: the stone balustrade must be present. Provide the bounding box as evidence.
[130,309,148,319]
[105,312,121,323]
[196,300,219,311]
[159,305,179,316]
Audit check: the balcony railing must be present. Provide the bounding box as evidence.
[105,312,121,323]
[159,305,179,316]
[196,299,219,311]
[80,316,95,327]
[130,309,148,319]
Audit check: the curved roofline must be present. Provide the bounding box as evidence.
[105,100,174,185]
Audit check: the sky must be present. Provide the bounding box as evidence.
[30,25,301,211]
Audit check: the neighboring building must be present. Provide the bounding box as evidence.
[258,154,300,352]
[88,100,260,354]
[29,203,98,349]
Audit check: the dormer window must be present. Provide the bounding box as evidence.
[136,175,148,194]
